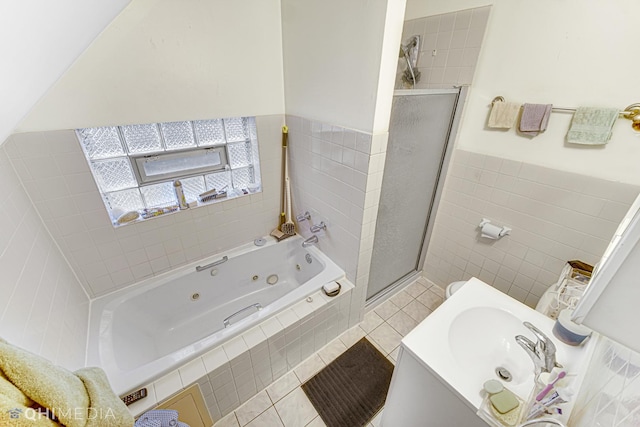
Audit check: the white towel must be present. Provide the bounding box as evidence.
[488,101,521,129]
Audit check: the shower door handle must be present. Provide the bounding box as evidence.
[223,303,263,327]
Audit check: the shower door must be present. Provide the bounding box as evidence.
[366,88,464,302]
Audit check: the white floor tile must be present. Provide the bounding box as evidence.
[389,290,413,309]
[386,310,418,337]
[305,415,327,427]
[373,300,400,320]
[416,290,443,311]
[274,388,318,427]
[338,325,366,348]
[317,338,347,365]
[235,390,272,426]
[267,371,300,404]
[404,280,428,298]
[368,322,403,355]
[294,354,325,383]
[360,310,384,334]
[402,300,431,323]
[245,407,284,427]
[214,412,240,427]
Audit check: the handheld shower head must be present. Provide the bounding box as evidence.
[400,35,421,87]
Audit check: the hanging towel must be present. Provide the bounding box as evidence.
[519,103,553,137]
[566,107,619,145]
[488,101,521,129]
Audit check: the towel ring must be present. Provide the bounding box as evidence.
[491,96,505,106]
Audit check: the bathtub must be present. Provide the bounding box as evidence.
[87,235,344,394]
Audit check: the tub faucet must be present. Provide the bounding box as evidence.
[515,321,562,376]
[302,235,319,248]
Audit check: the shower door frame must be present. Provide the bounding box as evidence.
[365,86,468,306]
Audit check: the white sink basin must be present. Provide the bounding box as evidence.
[448,307,534,387]
[401,278,595,413]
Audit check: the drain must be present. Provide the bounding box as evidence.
[267,274,279,285]
[305,254,313,264]
[495,366,512,382]
[191,293,200,301]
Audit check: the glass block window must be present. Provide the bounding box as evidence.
[77,117,262,226]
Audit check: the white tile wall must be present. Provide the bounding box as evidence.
[570,336,640,426]
[126,283,354,421]
[397,6,490,89]
[425,149,640,307]
[0,146,88,369]
[6,115,284,297]
[285,115,388,327]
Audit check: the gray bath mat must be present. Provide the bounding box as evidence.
[302,338,394,427]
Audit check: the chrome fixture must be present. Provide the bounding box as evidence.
[515,322,562,375]
[195,255,228,272]
[302,235,319,248]
[400,35,421,88]
[296,211,311,222]
[310,221,327,233]
[223,303,262,327]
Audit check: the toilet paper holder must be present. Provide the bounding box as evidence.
[479,218,511,239]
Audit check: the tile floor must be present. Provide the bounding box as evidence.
[213,277,444,427]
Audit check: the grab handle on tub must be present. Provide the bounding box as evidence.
[196,256,228,272]
[224,303,263,327]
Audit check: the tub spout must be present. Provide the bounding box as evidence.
[302,235,319,248]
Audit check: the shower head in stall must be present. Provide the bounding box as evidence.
[400,35,421,88]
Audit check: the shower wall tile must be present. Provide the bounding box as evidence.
[425,149,639,307]
[0,144,88,369]
[397,5,491,89]
[286,115,387,327]
[6,116,283,297]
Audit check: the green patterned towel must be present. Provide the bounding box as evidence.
[566,107,619,145]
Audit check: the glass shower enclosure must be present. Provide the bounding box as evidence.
[366,88,466,302]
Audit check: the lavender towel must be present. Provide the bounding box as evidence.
[519,103,553,137]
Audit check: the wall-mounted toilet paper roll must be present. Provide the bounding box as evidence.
[479,218,511,240]
[481,223,503,239]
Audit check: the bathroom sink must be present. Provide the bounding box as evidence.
[399,278,595,412]
[448,307,534,387]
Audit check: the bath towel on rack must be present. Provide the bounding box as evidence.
[519,103,553,137]
[488,101,521,129]
[566,107,619,145]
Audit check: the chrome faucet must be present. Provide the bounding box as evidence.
[302,235,319,248]
[515,321,562,375]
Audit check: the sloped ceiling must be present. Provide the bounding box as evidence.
[0,0,131,145]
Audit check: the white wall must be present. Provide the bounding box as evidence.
[17,0,285,132]
[281,0,390,133]
[406,0,640,185]
[0,146,89,369]
[0,0,130,145]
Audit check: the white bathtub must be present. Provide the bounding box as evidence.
[87,235,344,394]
